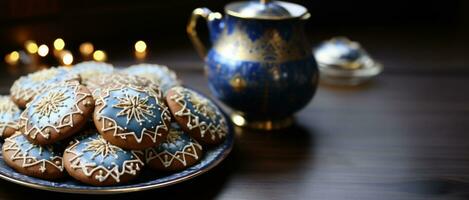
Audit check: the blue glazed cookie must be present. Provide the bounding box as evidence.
[20,81,95,145]
[123,64,180,93]
[93,81,171,150]
[0,95,21,138]
[63,132,144,186]
[141,123,203,171]
[10,67,78,108]
[166,86,228,145]
[70,61,114,86]
[2,133,64,180]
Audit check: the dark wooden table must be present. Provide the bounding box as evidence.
[0,27,468,199]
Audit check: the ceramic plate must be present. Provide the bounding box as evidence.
[0,116,234,194]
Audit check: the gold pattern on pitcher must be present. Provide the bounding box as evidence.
[213,24,309,62]
[229,74,247,92]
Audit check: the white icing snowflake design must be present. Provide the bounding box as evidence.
[95,84,171,144]
[65,134,144,183]
[170,87,227,142]
[3,133,63,173]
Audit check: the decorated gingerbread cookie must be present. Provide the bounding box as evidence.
[124,64,180,93]
[20,81,94,145]
[2,133,64,180]
[0,95,21,138]
[10,67,78,108]
[166,86,228,145]
[93,81,171,150]
[63,132,144,186]
[86,73,161,99]
[141,123,203,171]
[69,61,114,86]
[85,73,121,98]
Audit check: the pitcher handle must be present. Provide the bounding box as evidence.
[186,8,222,59]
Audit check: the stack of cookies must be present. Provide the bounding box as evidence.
[0,62,228,186]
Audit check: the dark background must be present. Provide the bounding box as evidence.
[0,0,468,58]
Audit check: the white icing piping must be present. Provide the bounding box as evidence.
[95,85,170,144]
[20,82,92,140]
[144,140,202,168]
[3,134,63,173]
[65,139,144,183]
[169,87,227,141]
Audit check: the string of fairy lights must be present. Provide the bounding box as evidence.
[4,38,148,66]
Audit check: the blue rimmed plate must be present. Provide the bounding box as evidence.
[0,114,234,194]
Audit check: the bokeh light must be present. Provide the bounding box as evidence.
[5,51,20,65]
[79,42,94,57]
[93,50,107,62]
[134,40,147,53]
[62,51,73,65]
[24,40,38,54]
[38,44,49,57]
[53,38,65,51]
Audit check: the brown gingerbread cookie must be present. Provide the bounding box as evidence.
[10,67,79,108]
[2,133,65,180]
[20,81,94,145]
[69,61,114,86]
[123,63,181,94]
[140,123,203,171]
[86,73,161,99]
[0,95,21,138]
[63,132,144,186]
[166,86,228,145]
[93,80,171,150]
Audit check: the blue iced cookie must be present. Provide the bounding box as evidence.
[20,81,95,145]
[166,86,228,145]
[63,132,144,186]
[0,95,21,138]
[2,133,64,180]
[141,123,203,171]
[69,61,114,86]
[10,67,79,108]
[123,64,180,94]
[93,81,171,150]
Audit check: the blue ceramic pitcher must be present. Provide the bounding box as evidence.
[187,0,318,130]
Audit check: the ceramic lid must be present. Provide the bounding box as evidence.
[313,37,383,85]
[225,0,309,20]
[314,37,376,70]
